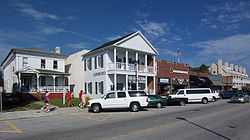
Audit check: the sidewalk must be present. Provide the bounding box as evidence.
[0,107,88,121]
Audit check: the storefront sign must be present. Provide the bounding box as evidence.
[128,76,146,83]
[158,78,171,84]
[93,71,106,76]
[173,70,188,74]
[177,78,184,85]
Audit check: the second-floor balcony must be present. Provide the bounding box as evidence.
[108,62,155,74]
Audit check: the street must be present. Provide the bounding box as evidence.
[1,99,250,140]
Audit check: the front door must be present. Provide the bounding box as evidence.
[21,76,31,92]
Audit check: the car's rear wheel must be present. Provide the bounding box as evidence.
[156,102,162,109]
[202,98,208,104]
[92,104,101,113]
[179,100,185,106]
[212,97,216,102]
[130,103,140,112]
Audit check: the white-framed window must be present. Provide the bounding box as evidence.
[87,58,92,70]
[99,81,103,94]
[22,57,28,68]
[98,56,102,68]
[41,59,46,69]
[53,60,58,69]
[88,82,92,94]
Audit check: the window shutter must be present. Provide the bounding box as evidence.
[101,55,103,68]
[95,56,97,69]
[89,58,92,70]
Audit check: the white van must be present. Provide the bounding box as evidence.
[169,88,215,104]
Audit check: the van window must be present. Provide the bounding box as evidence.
[186,90,210,94]
[178,90,184,95]
[106,92,116,98]
[128,91,147,97]
[118,92,126,98]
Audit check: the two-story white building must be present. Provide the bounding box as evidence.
[1,47,70,95]
[83,31,158,98]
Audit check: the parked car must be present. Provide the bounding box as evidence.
[165,96,188,106]
[147,95,167,108]
[230,92,249,103]
[87,91,148,113]
[219,91,237,99]
[168,88,214,104]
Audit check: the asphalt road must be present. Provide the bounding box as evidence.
[1,99,250,140]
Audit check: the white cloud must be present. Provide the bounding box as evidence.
[157,48,178,57]
[189,34,250,72]
[15,2,59,20]
[37,25,65,35]
[135,20,170,38]
[106,35,122,41]
[67,42,89,49]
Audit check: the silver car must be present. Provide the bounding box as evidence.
[230,92,250,103]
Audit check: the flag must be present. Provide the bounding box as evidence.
[178,49,182,57]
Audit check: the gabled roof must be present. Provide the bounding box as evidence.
[83,31,158,57]
[1,48,68,67]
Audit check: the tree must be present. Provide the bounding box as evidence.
[189,64,211,74]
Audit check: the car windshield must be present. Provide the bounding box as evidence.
[173,90,179,95]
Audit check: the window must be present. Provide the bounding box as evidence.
[98,56,102,68]
[85,83,87,93]
[53,60,58,69]
[178,90,184,95]
[106,92,116,99]
[128,91,147,97]
[118,92,126,98]
[87,58,92,70]
[186,90,210,94]
[84,59,87,71]
[88,82,92,94]
[117,83,123,91]
[22,57,28,68]
[40,77,46,86]
[41,59,46,69]
[99,81,103,94]
[95,56,97,69]
[101,55,103,68]
[95,82,98,94]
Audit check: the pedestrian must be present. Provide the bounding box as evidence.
[78,90,83,108]
[79,90,86,109]
[41,91,50,113]
[66,90,72,107]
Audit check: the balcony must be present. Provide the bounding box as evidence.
[108,62,155,74]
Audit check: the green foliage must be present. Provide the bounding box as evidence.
[189,64,211,74]
[50,98,82,107]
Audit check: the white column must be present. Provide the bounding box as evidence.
[36,73,39,92]
[145,76,148,93]
[114,48,116,70]
[145,54,147,72]
[67,76,70,91]
[126,50,128,70]
[126,74,128,91]
[114,74,117,91]
[136,52,138,90]
[18,72,21,92]
[153,76,156,95]
[153,56,155,73]
[53,75,56,92]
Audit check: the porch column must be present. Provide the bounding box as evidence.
[114,48,116,70]
[126,74,128,91]
[67,76,70,91]
[18,72,21,92]
[126,50,128,70]
[114,74,117,91]
[36,73,39,92]
[136,52,138,90]
[153,76,156,95]
[153,56,156,73]
[145,76,148,93]
[52,75,56,92]
[145,54,147,72]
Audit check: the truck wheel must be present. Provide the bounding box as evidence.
[212,97,216,102]
[130,103,140,112]
[92,104,101,113]
[179,100,185,106]
[156,103,162,109]
[202,98,208,104]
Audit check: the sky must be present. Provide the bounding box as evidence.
[0,0,250,75]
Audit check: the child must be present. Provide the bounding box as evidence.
[78,90,83,107]
[45,92,50,113]
[66,90,72,107]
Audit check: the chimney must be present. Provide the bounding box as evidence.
[230,64,234,71]
[55,46,60,54]
[235,65,238,72]
[218,59,222,75]
[239,67,242,73]
[224,62,228,68]
[243,68,246,74]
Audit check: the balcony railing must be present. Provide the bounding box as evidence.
[108,62,155,73]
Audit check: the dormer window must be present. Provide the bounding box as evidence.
[41,59,46,69]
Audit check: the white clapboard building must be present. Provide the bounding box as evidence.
[83,31,158,98]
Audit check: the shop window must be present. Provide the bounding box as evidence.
[88,82,92,94]
[99,81,103,94]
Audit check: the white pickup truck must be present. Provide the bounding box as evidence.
[87,91,149,113]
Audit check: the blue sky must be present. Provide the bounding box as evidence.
[1,0,250,74]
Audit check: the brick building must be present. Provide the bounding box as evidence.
[156,60,189,96]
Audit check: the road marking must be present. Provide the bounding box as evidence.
[0,121,22,133]
[131,112,135,117]
[106,106,242,140]
[88,113,113,122]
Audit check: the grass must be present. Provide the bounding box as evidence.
[50,98,81,107]
[2,102,43,112]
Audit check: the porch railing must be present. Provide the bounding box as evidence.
[39,86,69,92]
[108,62,155,73]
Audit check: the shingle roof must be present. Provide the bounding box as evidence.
[83,32,136,56]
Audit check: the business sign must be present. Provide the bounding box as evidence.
[158,78,171,84]
[128,76,146,83]
[173,70,188,74]
[93,71,106,76]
